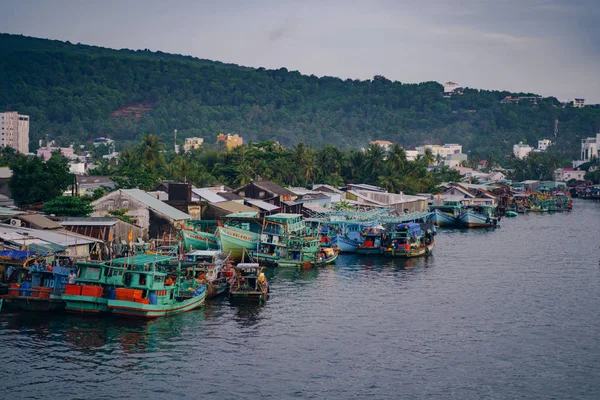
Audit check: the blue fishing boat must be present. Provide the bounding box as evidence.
[429,200,462,227]
[457,205,499,228]
[330,222,364,253]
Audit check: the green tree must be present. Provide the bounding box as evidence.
[43,196,94,217]
[9,153,74,206]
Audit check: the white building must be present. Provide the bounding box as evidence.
[538,139,552,151]
[183,137,204,152]
[444,153,468,168]
[443,82,464,97]
[403,149,417,161]
[553,168,586,181]
[570,98,585,108]
[580,133,600,164]
[416,144,463,160]
[0,112,29,153]
[513,142,533,159]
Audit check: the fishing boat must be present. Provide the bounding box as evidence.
[505,210,518,217]
[62,261,127,314]
[107,254,206,319]
[179,220,219,250]
[218,212,263,261]
[383,223,434,258]
[184,250,231,298]
[274,237,322,268]
[429,200,462,227]
[313,247,339,266]
[356,226,386,254]
[456,205,499,228]
[253,214,317,267]
[229,263,269,302]
[2,262,70,312]
[330,222,364,253]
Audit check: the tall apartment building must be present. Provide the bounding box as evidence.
[0,112,30,153]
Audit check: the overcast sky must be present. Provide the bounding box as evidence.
[2,0,599,102]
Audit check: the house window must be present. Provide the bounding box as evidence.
[259,191,265,199]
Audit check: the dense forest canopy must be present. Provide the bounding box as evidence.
[1,33,599,160]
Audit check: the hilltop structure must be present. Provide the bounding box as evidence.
[217,133,243,150]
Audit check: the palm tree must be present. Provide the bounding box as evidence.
[138,134,166,175]
[386,144,407,172]
[364,144,385,182]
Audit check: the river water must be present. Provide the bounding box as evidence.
[1,199,599,399]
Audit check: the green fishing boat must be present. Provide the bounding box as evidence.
[62,261,127,314]
[218,212,263,261]
[505,210,518,217]
[107,254,206,319]
[179,220,219,250]
[253,214,317,267]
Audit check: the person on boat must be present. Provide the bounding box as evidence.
[68,270,76,284]
[165,276,175,286]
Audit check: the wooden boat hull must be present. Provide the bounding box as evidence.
[313,252,339,266]
[384,242,434,258]
[181,229,219,250]
[505,211,517,217]
[1,295,65,311]
[430,209,458,227]
[108,291,206,319]
[218,226,260,260]
[63,295,110,314]
[457,210,498,228]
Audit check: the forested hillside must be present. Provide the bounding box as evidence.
[1,33,599,158]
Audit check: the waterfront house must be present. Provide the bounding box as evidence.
[91,189,192,238]
[61,217,145,242]
[234,180,298,206]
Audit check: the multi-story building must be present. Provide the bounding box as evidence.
[513,142,533,159]
[183,137,204,152]
[553,168,586,182]
[416,144,463,160]
[443,82,464,97]
[0,112,30,153]
[573,133,600,167]
[537,139,552,152]
[216,133,243,150]
[570,98,585,108]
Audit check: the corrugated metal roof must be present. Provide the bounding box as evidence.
[61,217,120,227]
[245,199,280,211]
[0,225,99,248]
[121,189,192,221]
[17,214,62,230]
[110,254,175,267]
[0,207,24,216]
[192,188,227,203]
[213,201,257,214]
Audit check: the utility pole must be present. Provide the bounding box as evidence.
[554,119,559,138]
[174,129,178,153]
